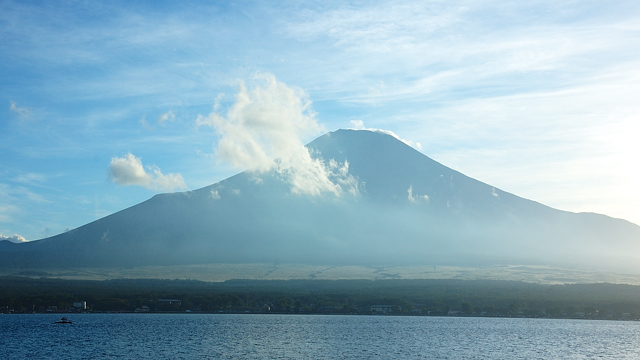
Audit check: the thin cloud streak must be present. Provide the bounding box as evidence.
[285,2,640,106]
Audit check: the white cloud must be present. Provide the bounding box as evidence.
[9,101,31,119]
[328,159,359,196]
[198,73,357,196]
[139,110,175,130]
[108,153,149,186]
[350,120,422,150]
[158,110,175,125]
[108,153,187,191]
[139,115,153,130]
[407,185,428,203]
[0,233,28,243]
[408,186,416,202]
[210,190,221,199]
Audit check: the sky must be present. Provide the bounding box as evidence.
[1,0,640,242]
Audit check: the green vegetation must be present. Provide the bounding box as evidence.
[2,276,640,320]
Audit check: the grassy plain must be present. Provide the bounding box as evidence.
[2,263,639,284]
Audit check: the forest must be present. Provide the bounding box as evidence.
[2,276,640,320]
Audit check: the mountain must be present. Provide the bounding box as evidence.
[2,129,640,271]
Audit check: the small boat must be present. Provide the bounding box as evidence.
[55,317,72,324]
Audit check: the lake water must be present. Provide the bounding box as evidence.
[1,314,639,359]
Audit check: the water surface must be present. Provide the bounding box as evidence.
[2,314,639,359]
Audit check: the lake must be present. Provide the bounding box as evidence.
[1,314,639,359]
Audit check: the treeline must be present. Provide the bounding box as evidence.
[2,276,640,320]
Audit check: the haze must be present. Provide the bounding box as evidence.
[1,0,640,251]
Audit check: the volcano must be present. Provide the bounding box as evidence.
[2,129,639,271]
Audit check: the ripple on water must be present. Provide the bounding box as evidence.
[1,314,640,359]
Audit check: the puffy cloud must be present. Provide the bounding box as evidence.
[147,165,187,191]
[350,120,422,150]
[108,153,149,186]
[0,234,28,243]
[108,153,187,191]
[198,73,357,196]
[197,73,321,170]
[9,101,31,119]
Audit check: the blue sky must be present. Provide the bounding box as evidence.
[1,0,639,242]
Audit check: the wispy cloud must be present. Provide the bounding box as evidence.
[284,1,640,106]
[139,115,153,130]
[9,101,31,119]
[108,153,187,192]
[12,172,47,185]
[0,182,49,205]
[412,65,640,221]
[139,110,177,130]
[0,181,48,229]
[158,110,175,125]
[407,186,429,203]
[0,203,18,222]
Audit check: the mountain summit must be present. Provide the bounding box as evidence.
[2,129,639,271]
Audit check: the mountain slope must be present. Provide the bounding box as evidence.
[2,129,639,271]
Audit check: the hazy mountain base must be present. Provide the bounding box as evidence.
[5,130,640,273]
[3,263,640,285]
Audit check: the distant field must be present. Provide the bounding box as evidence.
[2,263,640,284]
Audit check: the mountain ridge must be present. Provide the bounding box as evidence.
[2,129,639,272]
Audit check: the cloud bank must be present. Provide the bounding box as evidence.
[0,234,28,243]
[198,73,357,196]
[108,153,187,191]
